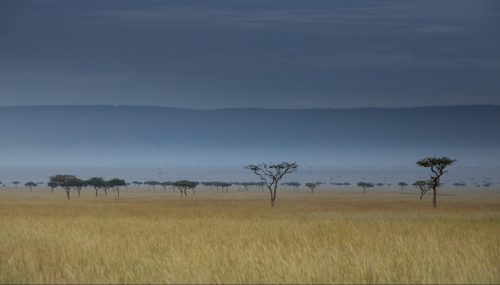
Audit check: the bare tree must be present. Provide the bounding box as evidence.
[416,156,456,208]
[246,162,298,207]
[413,180,432,200]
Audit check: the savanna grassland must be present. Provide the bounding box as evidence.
[0,187,499,284]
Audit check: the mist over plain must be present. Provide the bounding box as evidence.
[1,105,499,183]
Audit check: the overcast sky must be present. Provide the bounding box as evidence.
[1,0,499,108]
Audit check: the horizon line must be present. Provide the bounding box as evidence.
[0,104,498,111]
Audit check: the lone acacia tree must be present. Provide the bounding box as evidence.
[416,156,456,208]
[49,175,81,200]
[246,162,298,207]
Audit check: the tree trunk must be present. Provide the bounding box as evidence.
[433,187,437,208]
[51,187,54,195]
[104,188,107,196]
[66,188,70,200]
[271,185,278,208]
[95,187,98,197]
[117,187,120,198]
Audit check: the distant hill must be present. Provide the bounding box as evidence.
[0,105,499,166]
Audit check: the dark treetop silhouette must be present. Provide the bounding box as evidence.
[173,180,199,197]
[49,175,82,200]
[416,156,456,208]
[246,162,298,207]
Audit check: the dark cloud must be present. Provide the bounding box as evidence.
[0,0,499,108]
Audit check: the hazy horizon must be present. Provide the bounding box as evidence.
[1,1,499,183]
[1,105,499,183]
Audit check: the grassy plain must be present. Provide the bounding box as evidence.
[0,187,499,284]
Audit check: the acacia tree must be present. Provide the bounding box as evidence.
[398,182,408,190]
[87,177,105,197]
[144,181,160,191]
[452,182,466,189]
[25,182,37,192]
[246,162,298,207]
[281,182,301,191]
[416,156,456,208]
[131,181,143,187]
[108,178,126,197]
[49,175,82,200]
[160,181,173,191]
[305,183,317,194]
[47,181,58,195]
[357,182,374,194]
[413,180,432,200]
[173,180,199,197]
[215,182,231,193]
[74,179,86,197]
[12,181,20,187]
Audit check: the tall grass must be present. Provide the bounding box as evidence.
[0,188,499,283]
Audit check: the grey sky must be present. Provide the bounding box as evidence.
[1,0,499,108]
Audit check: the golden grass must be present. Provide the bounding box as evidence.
[0,187,499,284]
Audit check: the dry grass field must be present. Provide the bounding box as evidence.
[0,187,499,284]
